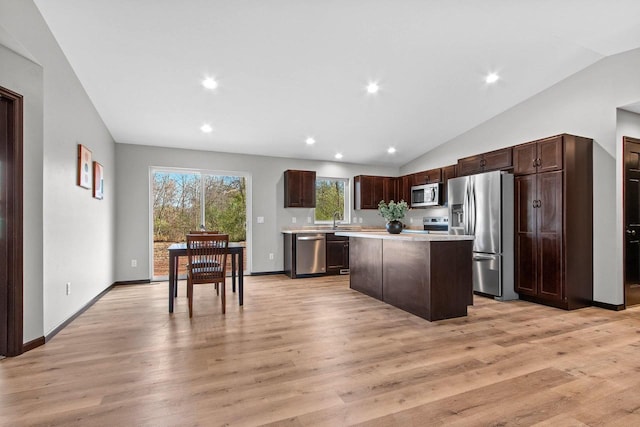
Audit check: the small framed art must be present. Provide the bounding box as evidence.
[77,144,92,189]
[93,161,104,199]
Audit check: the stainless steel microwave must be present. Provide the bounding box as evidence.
[411,183,442,207]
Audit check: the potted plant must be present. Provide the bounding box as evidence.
[377,200,408,234]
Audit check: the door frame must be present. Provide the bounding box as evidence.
[623,136,640,308]
[0,86,24,357]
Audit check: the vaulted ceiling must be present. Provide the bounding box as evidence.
[34,0,640,166]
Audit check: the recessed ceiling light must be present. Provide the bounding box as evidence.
[200,124,213,133]
[366,81,380,94]
[485,73,500,84]
[202,77,218,90]
[335,153,343,160]
[387,147,396,154]
[305,137,316,145]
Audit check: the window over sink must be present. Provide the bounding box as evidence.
[315,177,350,225]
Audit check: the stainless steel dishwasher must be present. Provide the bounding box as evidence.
[296,233,326,275]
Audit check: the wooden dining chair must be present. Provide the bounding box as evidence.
[186,233,229,317]
[176,230,222,298]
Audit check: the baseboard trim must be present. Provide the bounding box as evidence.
[250,271,285,276]
[44,284,114,344]
[113,279,151,286]
[592,301,625,311]
[22,336,45,352]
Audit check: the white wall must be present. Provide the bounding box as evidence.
[401,48,640,306]
[115,144,398,280]
[0,0,116,338]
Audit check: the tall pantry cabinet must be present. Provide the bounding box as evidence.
[513,134,593,310]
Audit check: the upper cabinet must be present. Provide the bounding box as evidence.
[412,168,442,185]
[513,135,563,176]
[354,175,396,209]
[457,147,513,176]
[284,170,316,208]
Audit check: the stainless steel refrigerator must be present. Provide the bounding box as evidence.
[448,170,518,300]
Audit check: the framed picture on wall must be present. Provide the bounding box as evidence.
[77,144,92,189]
[93,161,104,199]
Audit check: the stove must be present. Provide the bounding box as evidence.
[423,216,449,233]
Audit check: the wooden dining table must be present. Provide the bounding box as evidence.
[168,242,244,313]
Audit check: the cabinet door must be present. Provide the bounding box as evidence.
[428,168,442,183]
[513,142,538,175]
[383,177,397,203]
[398,175,412,205]
[537,171,564,301]
[300,170,316,207]
[326,238,349,274]
[483,147,513,172]
[457,154,484,176]
[372,176,385,207]
[537,136,563,173]
[515,175,538,296]
[441,165,457,206]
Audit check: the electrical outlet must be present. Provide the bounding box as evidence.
[409,217,414,224]
[66,282,71,295]
[131,259,137,267]
[307,217,312,223]
[257,216,264,223]
[292,217,297,223]
[359,217,363,223]
[269,253,274,260]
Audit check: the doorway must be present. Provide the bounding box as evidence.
[623,136,640,306]
[150,168,251,280]
[0,86,23,357]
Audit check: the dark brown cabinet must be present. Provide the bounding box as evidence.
[354,175,396,209]
[457,147,513,176]
[513,135,563,175]
[326,234,349,275]
[284,170,316,208]
[514,134,593,310]
[412,168,442,185]
[397,175,412,205]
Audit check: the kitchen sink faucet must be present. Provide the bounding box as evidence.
[333,211,342,229]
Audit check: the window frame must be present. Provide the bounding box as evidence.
[313,176,351,225]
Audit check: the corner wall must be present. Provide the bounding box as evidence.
[401,48,640,306]
[1,0,116,338]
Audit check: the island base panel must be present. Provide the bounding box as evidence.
[349,237,382,299]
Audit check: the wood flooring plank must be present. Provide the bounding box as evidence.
[2,275,640,426]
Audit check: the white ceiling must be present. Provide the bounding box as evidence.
[34,0,640,167]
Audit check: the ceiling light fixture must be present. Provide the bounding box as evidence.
[366,81,380,94]
[335,153,343,160]
[202,77,218,90]
[305,137,316,145]
[485,73,500,84]
[387,147,396,154]
[200,124,213,133]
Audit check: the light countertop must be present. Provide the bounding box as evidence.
[334,231,474,241]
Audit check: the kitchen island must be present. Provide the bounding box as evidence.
[335,231,474,321]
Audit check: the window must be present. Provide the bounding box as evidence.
[151,168,249,279]
[315,177,350,224]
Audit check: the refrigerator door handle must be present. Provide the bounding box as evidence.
[471,179,477,236]
[463,181,470,235]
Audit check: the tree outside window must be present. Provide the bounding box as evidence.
[315,177,349,223]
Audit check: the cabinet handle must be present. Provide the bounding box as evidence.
[532,200,541,208]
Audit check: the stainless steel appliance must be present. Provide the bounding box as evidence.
[295,233,326,275]
[448,171,517,300]
[423,216,449,233]
[411,183,442,207]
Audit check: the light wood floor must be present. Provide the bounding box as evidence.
[2,275,640,426]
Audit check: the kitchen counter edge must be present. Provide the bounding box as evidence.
[334,231,474,241]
